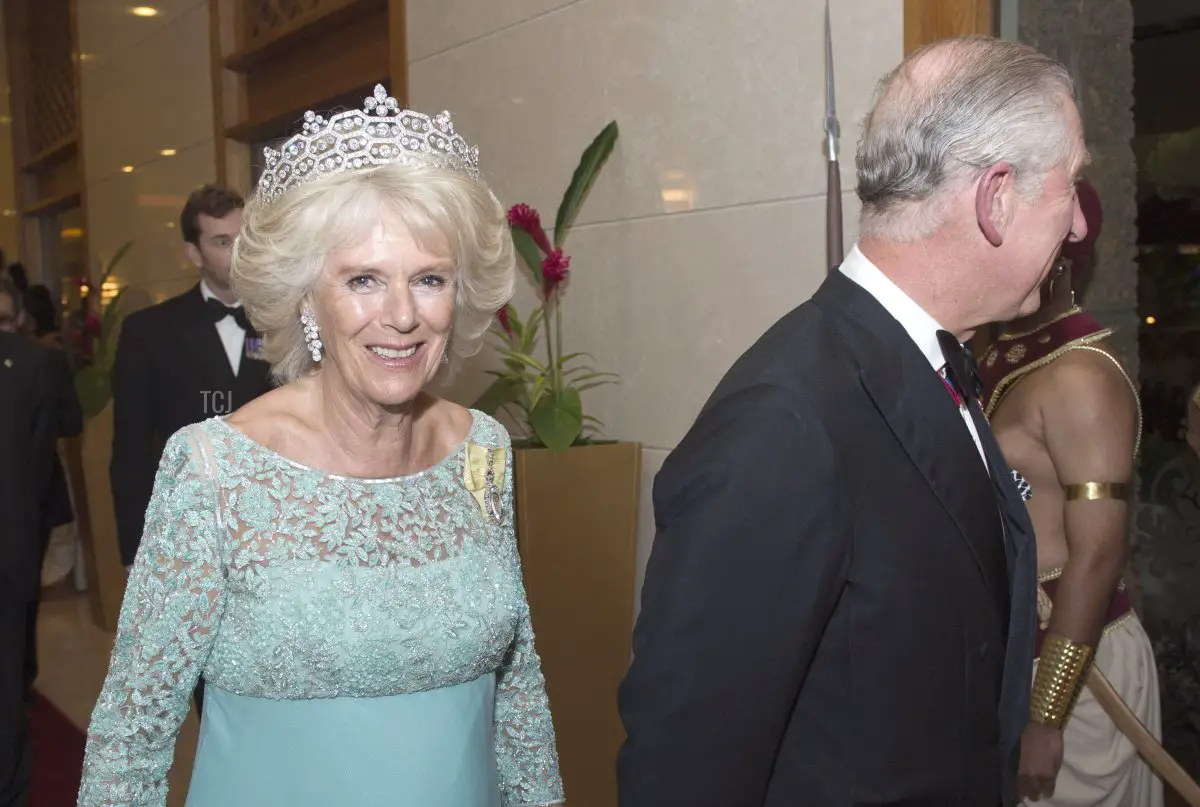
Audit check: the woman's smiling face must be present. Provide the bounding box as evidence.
[311,213,457,408]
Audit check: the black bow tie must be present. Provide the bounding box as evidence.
[937,330,984,403]
[206,298,253,332]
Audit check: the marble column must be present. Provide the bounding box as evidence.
[1018,2,1200,776]
[1019,0,1139,367]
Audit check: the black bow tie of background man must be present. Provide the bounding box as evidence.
[206,298,254,333]
[936,329,984,405]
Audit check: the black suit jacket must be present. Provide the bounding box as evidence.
[618,271,1037,807]
[110,285,273,564]
[0,333,83,601]
[41,343,81,532]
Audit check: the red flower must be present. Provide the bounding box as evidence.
[507,203,553,256]
[84,314,101,336]
[541,249,571,297]
[496,305,515,338]
[72,329,94,360]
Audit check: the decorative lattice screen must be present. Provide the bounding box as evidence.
[241,0,334,44]
[25,0,76,155]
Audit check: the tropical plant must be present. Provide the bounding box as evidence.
[74,241,133,417]
[472,122,619,452]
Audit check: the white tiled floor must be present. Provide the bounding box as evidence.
[36,592,198,807]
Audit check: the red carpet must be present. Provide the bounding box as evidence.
[27,691,85,807]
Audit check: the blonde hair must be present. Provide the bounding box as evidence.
[232,161,515,383]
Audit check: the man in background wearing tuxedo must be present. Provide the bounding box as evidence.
[619,37,1088,807]
[110,185,272,713]
[0,277,82,807]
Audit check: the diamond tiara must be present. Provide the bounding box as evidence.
[256,84,482,204]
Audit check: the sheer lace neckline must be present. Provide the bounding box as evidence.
[211,409,482,484]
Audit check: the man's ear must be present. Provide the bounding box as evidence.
[975,162,1016,247]
[184,241,204,271]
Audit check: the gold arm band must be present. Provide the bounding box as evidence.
[1064,482,1129,501]
[1030,634,1094,729]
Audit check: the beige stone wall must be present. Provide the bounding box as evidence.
[408,0,904,613]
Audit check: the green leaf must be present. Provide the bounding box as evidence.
[575,379,617,392]
[75,365,112,419]
[100,286,128,345]
[530,387,583,452]
[100,241,133,283]
[499,349,547,374]
[568,371,619,384]
[471,377,525,415]
[528,374,551,411]
[556,351,594,367]
[520,317,542,356]
[554,121,619,248]
[507,305,524,340]
[563,366,600,379]
[511,226,544,285]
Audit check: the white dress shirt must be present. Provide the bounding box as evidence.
[839,244,987,466]
[200,280,246,376]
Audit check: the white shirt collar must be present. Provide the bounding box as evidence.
[838,243,947,371]
[199,279,242,308]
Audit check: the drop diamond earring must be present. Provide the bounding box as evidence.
[301,306,323,363]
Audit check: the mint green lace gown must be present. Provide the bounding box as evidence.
[76,412,564,807]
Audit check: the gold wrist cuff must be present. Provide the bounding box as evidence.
[1063,482,1129,501]
[1030,634,1094,728]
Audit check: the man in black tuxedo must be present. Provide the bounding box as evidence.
[110,185,272,712]
[618,37,1089,807]
[0,278,82,807]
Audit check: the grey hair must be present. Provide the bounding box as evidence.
[231,160,515,384]
[856,37,1077,242]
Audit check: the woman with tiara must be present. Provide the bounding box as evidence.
[76,87,564,807]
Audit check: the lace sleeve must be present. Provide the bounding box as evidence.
[493,434,564,807]
[78,428,226,807]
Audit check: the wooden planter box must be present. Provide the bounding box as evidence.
[515,441,641,807]
[71,403,126,631]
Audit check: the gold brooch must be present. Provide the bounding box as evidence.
[1005,343,1027,364]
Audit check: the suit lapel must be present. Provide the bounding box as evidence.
[814,273,1004,594]
[970,401,1034,575]
[970,399,1038,759]
[176,285,236,392]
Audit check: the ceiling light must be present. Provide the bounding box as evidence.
[160,148,176,156]
[1145,316,1157,325]
[122,165,134,173]
[130,6,159,17]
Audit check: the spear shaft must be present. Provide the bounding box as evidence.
[824,1,843,272]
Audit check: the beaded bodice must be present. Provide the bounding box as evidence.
[77,412,562,807]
